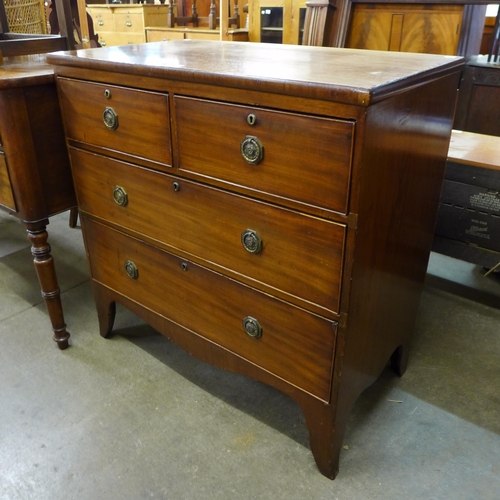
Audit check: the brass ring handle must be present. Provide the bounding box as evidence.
[113,186,128,206]
[241,229,262,254]
[124,260,138,280]
[242,316,262,339]
[103,106,118,130]
[240,135,263,165]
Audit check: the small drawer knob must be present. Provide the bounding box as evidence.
[242,316,262,339]
[241,229,262,254]
[113,186,128,206]
[103,106,118,130]
[124,260,138,280]
[240,135,263,165]
[125,21,132,27]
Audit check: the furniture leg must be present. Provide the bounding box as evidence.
[390,343,410,377]
[297,394,352,480]
[91,282,116,338]
[26,219,70,350]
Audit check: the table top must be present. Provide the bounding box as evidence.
[47,41,464,106]
[0,55,54,89]
[448,130,500,171]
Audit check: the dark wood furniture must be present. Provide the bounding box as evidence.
[48,42,462,478]
[0,0,78,349]
[433,130,500,270]
[454,55,500,136]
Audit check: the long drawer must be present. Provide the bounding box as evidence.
[57,78,172,169]
[174,96,354,214]
[70,147,346,317]
[84,217,337,401]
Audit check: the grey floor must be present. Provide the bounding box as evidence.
[1,209,499,500]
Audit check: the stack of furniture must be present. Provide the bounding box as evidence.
[86,3,170,46]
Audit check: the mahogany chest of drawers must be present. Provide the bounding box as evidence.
[48,42,462,478]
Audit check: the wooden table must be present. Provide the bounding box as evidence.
[48,42,462,477]
[0,55,76,349]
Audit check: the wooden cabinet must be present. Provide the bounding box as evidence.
[454,55,500,136]
[87,4,170,47]
[0,57,76,349]
[48,42,462,478]
[346,3,464,54]
[146,26,249,41]
[249,0,307,43]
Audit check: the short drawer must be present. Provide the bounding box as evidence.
[57,78,172,169]
[84,218,337,401]
[0,153,16,211]
[71,148,346,317]
[88,9,114,31]
[174,96,354,214]
[114,12,144,33]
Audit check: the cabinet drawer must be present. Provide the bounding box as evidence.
[84,218,337,401]
[71,148,346,316]
[0,152,16,211]
[114,12,144,33]
[57,78,171,169]
[174,96,354,214]
[89,9,114,31]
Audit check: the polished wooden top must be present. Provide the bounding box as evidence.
[47,41,463,106]
[0,55,54,88]
[448,130,500,171]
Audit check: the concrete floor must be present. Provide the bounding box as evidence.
[1,209,499,500]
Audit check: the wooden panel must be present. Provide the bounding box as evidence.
[347,4,463,55]
[0,152,16,211]
[175,96,354,214]
[57,78,172,169]
[70,148,346,317]
[85,218,337,401]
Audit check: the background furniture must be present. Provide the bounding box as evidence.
[49,41,462,478]
[0,0,78,349]
[86,3,170,46]
[433,130,500,270]
[454,55,500,136]
[249,0,307,43]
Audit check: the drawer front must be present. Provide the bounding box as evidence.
[114,12,144,33]
[84,218,337,401]
[57,78,171,169]
[146,29,185,42]
[88,9,114,31]
[71,148,346,316]
[99,33,146,47]
[0,153,16,211]
[174,96,354,214]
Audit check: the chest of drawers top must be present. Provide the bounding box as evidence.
[48,41,462,105]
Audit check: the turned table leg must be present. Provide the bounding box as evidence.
[26,219,70,350]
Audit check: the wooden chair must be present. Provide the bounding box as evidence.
[0,0,78,56]
[167,0,240,31]
[302,0,336,47]
[488,7,500,63]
